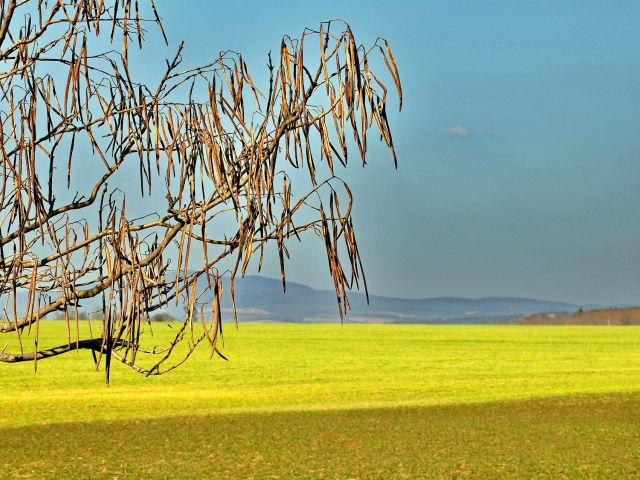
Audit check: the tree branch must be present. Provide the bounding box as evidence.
[0,337,103,362]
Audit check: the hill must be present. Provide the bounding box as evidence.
[4,274,585,324]
[517,306,640,325]
[153,274,579,324]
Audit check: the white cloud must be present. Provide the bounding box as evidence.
[444,126,470,137]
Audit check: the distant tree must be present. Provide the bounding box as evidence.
[150,313,176,323]
[0,0,401,380]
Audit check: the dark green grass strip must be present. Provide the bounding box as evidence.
[2,393,639,479]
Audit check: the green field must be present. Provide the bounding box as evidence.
[1,322,640,478]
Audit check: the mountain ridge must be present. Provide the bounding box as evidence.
[4,274,591,324]
[187,274,582,324]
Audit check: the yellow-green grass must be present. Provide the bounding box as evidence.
[2,322,640,478]
[1,322,640,428]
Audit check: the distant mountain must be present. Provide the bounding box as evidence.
[3,274,585,324]
[162,275,581,324]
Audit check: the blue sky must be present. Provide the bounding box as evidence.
[148,1,640,304]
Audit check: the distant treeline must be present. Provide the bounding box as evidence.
[517,307,640,326]
[38,311,179,322]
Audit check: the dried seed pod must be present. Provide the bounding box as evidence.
[0,5,401,381]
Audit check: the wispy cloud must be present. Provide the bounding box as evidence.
[444,126,470,137]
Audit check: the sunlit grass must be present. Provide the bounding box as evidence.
[1,322,639,428]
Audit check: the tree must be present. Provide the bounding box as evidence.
[0,0,401,380]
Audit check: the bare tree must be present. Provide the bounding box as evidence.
[0,0,401,380]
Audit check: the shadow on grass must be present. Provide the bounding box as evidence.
[2,392,640,479]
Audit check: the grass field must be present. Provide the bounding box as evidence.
[1,322,640,478]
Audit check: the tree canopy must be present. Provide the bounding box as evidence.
[0,0,401,380]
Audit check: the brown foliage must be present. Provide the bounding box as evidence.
[0,0,401,379]
[517,307,640,326]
